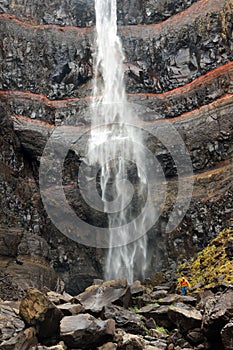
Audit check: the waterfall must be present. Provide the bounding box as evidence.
[88,0,150,283]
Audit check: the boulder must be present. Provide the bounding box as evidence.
[0,227,23,257]
[202,288,233,338]
[186,328,205,345]
[151,290,168,300]
[60,313,115,348]
[180,296,197,306]
[57,302,85,316]
[117,332,145,350]
[97,342,117,350]
[168,303,202,333]
[158,295,180,305]
[75,279,131,313]
[33,341,66,349]
[46,291,73,305]
[19,288,63,341]
[5,260,60,295]
[133,294,153,308]
[0,303,25,342]
[103,304,145,335]
[137,305,173,330]
[137,304,160,315]
[221,319,233,350]
[130,280,144,296]
[145,340,167,349]
[0,327,38,350]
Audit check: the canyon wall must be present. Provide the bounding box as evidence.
[0,0,232,296]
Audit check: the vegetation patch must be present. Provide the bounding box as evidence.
[178,227,233,291]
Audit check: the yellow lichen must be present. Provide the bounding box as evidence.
[178,228,233,292]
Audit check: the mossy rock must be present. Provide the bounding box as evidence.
[178,227,233,292]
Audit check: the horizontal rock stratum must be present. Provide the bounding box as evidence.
[0,0,232,294]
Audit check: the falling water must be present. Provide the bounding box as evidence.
[88,0,150,283]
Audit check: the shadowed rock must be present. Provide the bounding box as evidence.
[202,287,233,340]
[221,319,233,350]
[103,304,146,335]
[168,303,202,333]
[19,288,63,341]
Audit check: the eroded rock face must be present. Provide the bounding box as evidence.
[0,0,198,27]
[0,0,232,296]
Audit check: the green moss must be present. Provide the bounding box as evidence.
[155,326,168,334]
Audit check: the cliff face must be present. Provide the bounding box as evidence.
[0,0,232,296]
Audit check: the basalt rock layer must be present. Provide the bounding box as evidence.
[0,0,232,296]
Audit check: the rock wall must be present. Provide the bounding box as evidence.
[0,0,232,296]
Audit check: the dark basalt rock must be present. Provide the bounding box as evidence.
[0,0,232,300]
[225,239,233,259]
[0,0,198,27]
[0,1,232,98]
[103,304,146,335]
[0,281,233,349]
[221,319,233,350]
[202,287,233,341]
[167,303,202,333]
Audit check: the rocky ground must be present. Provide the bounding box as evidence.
[0,227,232,350]
[0,0,232,334]
[0,278,232,350]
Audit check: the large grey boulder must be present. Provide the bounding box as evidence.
[75,279,131,313]
[60,313,115,348]
[167,303,202,333]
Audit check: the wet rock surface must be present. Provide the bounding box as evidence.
[0,1,232,98]
[75,279,132,314]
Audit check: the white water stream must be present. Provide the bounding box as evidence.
[88,0,150,283]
